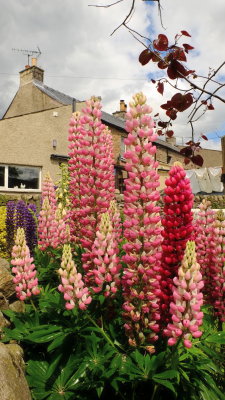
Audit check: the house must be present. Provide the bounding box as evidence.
[0,59,189,197]
[221,135,225,190]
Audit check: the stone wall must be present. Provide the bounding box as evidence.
[193,194,225,209]
[0,193,41,209]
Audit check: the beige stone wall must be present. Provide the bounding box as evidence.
[0,105,73,188]
[198,148,222,168]
[156,147,185,166]
[4,83,62,119]
[177,146,222,168]
[0,99,188,193]
[0,103,125,192]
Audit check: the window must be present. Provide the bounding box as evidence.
[0,166,5,186]
[120,136,127,160]
[0,165,41,191]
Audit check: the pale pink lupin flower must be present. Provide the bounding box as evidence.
[11,227,40,301]
[38,198,56,250]
[121,92,162,346]
[164,241,204,348]
[68,111,83,242]
[91,212,121,296]
[211,210,225,322]
[193,200,218,304]
[68,97,115,278]
[41,172,57,211]
[54,207,70,246]
[102,127,116,199]
[108,200,122,243]
[58,244,92,310]
[38,171,70,250]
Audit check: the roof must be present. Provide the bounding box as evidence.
[34,80,182,154]
[33,80,76,105]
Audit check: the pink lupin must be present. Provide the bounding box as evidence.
[38,173,70,250]
[68,97,115,280]
[11,228,40,301]
[193,200,219,306]
[164,241,204,348]
[121,92,162,346]
[210,210,225,321]
[91,212,121,296]
[58,244,92,310]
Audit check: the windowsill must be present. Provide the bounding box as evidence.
[0,188,41,193]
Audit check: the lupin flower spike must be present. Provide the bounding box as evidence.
[160,161,194,327]
[164,241,204,348]
[58,244,92,310]
[122,92,162,346]
[91,212,121,296]
[11,227,40,301]
[68,97,115,278]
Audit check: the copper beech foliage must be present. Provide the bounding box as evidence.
[91,0,224,167]
[139,31,214,167]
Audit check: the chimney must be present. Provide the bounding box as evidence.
[19,62,44,86]
[113,99,127,119]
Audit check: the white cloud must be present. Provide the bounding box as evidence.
[0,0,224,150]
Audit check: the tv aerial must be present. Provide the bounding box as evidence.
[12,46,41,65]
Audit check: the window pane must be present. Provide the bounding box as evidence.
[0,166,5,186]
[8,166,39,189]
[120,137,126,156]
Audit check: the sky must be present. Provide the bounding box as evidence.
[0,0,224,150]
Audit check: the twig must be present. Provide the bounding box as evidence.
[182,75,225,103]
[143,0,165,29]
[111,0,136,36]
[197,75,222,85]
[188,82,225,124]
[88,0,124,8]
[157,0,165,30]
[188,61,225,120]
[163,78,193,93]
[128,29,151,47]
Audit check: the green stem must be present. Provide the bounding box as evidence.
[150,384,159,400]
[86,314,118,351]
[30,299,37,312]
[165,337,182,364]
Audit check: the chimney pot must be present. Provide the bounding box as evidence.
[166,136,176,146]
[120,100,127,112]
[31,57,37,66]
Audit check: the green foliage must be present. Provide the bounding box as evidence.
[1,247,225,400]
[0,205,7,258]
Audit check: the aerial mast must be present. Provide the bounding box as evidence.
[12,46,41,66]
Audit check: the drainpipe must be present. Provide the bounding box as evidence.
[72,98,76,113]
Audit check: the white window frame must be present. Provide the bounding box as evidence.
[0,164,42,192]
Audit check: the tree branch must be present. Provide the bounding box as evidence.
[110,0,136,36]
[88,0,124,8]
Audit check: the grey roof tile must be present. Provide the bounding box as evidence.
[101,111,125,130]
[33,80,76,105]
